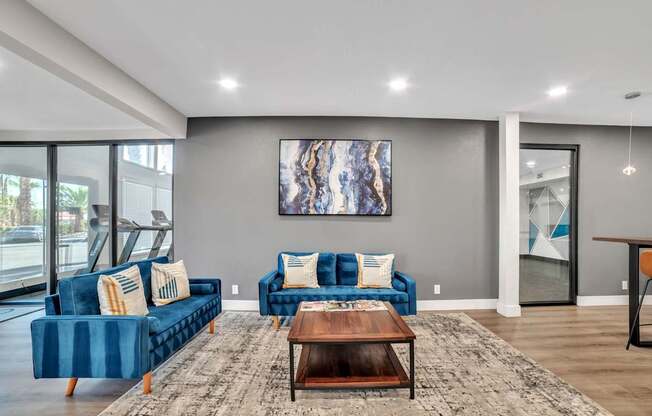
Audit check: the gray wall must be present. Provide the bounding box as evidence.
[521,123,652,296]
[175,117,499,301]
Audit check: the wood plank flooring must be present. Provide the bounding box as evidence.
[465,306,652,416]
[1,306,651,415]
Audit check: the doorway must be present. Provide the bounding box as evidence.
[519,144,578,305]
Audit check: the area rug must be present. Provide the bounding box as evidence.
[100,312,611,416]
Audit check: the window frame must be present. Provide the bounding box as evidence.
[0,139,174,303]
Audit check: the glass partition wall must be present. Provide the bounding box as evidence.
[117,144,173,263]
[57,146,111,278]
[0,146,48,301]
[0,142,174,303]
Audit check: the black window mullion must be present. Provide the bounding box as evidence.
[46,145,57,295]
[109,144,118,267]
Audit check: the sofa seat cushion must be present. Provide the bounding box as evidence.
[268,285,408,305]
[147,294,220,348]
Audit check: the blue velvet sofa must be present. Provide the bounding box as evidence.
[30,256,221,396]
[259,252,416,327]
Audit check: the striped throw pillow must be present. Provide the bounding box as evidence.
[282,253,319,288]
[151,260,191,306]
[97,265,149,316]
[356,253,395,288]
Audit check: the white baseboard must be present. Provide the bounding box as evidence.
[223,299,498,312]
[222,300,259,311]
[417,299,497,311]
[577,295,652,306]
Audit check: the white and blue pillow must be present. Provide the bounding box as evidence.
[356,253,395,288]
[282,253,320,288]
[97,265,149,316]
[151,260,191,306]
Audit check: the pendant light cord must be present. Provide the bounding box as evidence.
[628,111,633,166]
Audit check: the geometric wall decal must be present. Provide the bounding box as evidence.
[551,207,570,239]
[547,189,565,236]
[529,220,539,252]
[527,184,569,260]
[550,237,570,260]
[530,188,550,237]
[532,233,565,260]
[528,188,544,213]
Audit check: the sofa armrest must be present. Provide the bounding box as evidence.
[394,271,417,315]
[44,294,61,316]
[189,277,221,298]
[30,315,150,379]
[258,270,278,316]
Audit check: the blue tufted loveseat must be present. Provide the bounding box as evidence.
[259,252,416,328]
[30,256,221,396]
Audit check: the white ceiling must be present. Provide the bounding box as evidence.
[22,0,652,126]
[0,45,145,131]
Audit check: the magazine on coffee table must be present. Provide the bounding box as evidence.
[300,300,387,312]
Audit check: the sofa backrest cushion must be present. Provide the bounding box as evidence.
[336,253,359,285]
[277,252,336,286]
[336,253,396,286]
[58,256,169,315]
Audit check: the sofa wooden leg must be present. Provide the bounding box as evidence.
[272,315,280,330]
[65,377,78,396]
[143,372,152,394]
[209,319,215,334]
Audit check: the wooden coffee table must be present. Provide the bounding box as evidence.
[287,301,416,401]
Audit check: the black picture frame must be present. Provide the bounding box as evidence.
[278,139,393,216]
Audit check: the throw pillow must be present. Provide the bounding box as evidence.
[282,253,320,288]
[151,260,191,306]
[356,253,395,288]
[97,265,149,316]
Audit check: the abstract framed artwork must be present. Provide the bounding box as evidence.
[279,139,392,216]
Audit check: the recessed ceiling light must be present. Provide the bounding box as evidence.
[547,85,568,97]
[218,78,239,90]
[388,78,409,92]
[526,160,537,168]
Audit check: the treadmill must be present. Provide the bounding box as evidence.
[83,205,173,273]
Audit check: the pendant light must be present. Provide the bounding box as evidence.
[623,91,640,176]
[622,112,636,175]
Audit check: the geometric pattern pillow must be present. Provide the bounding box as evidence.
[356,253,395,288]
[281,253,319,288]
[151,260,191,307]
[97,265,149,316]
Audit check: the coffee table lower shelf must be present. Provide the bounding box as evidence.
[293,343,410,391]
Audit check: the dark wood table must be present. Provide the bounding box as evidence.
[593,236,652,347]
[287,301,416,401]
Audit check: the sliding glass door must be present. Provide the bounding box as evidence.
[0,141,174,303]
[519,145,578,305]
[56,145,111,278]
[117,144,173,263]
[0,146,48,301]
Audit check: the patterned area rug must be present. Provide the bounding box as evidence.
[100,312,611,416]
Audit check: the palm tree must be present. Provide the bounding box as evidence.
[58,185,89,233]
[16,177,38,225]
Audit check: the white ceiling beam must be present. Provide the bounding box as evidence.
[0,0,187,138]
[0,128,168,141]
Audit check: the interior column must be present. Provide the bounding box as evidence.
[497,112,522,317]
